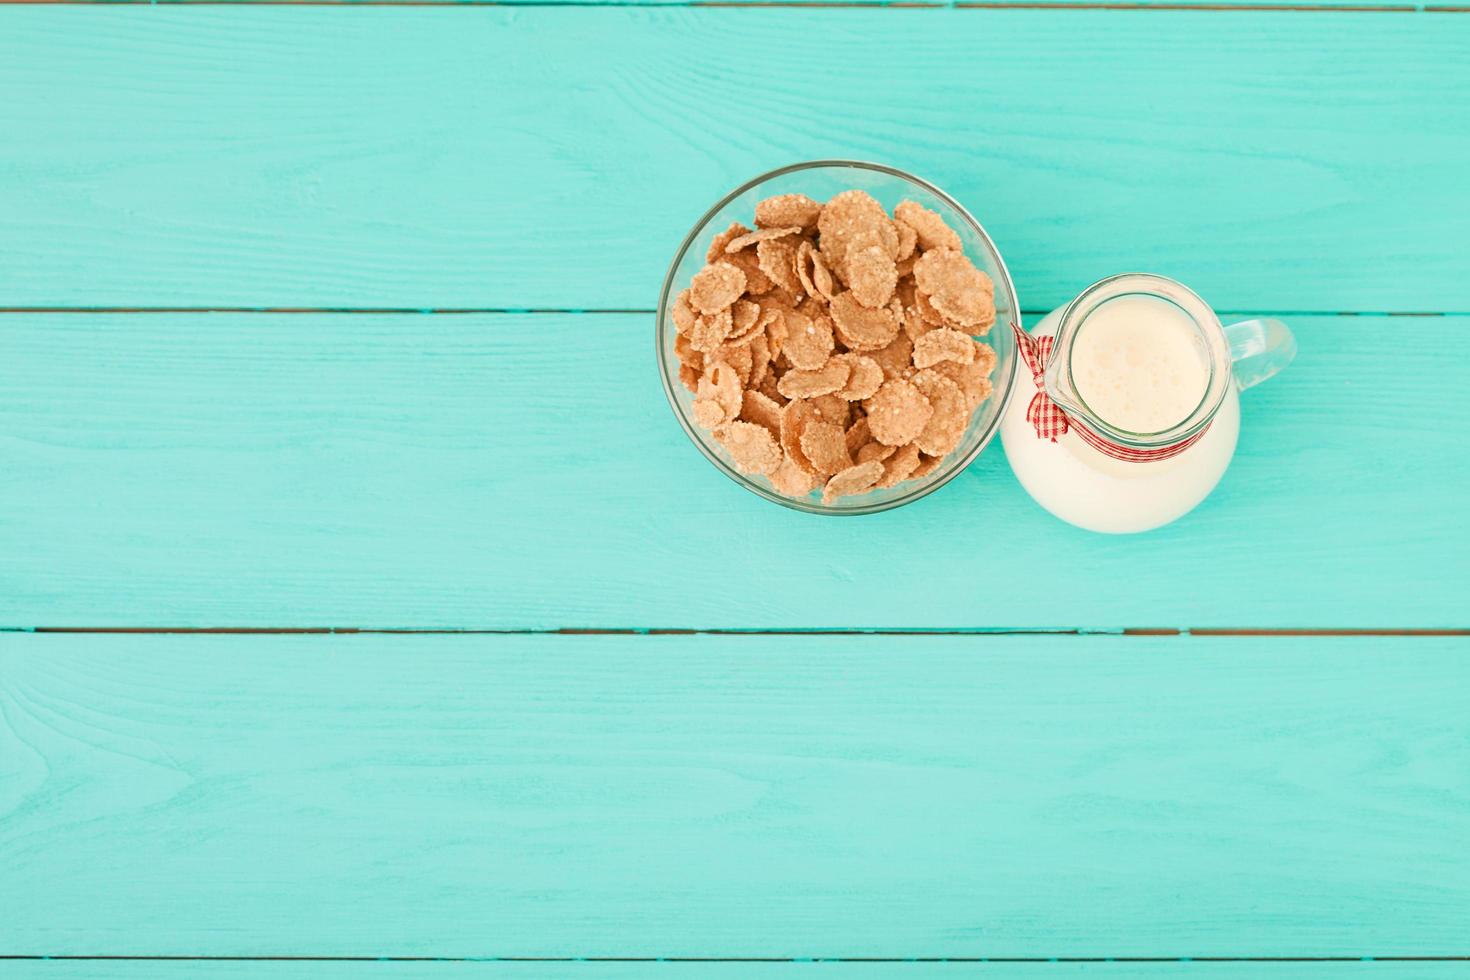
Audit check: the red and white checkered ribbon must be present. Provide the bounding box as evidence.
[1011,320,1209,463]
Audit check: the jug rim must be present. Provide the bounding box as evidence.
[1043,273,1233,450]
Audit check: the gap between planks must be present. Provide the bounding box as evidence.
[3,627,1466,635]
[2,955,1469,962]
[0,308,1458,316]
[0,0,1466,10]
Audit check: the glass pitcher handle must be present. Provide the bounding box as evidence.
[1224,318,1296,391]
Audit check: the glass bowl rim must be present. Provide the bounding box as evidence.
[656,159,1021,516]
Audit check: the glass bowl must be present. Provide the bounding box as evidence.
[656,160,1020,515]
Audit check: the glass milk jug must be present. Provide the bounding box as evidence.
[1000,273,1295,533]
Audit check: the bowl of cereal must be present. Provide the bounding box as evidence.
[657,160,1020,514]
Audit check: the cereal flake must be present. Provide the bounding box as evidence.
[833,353,884,401]
[830,291,901,351]
[913,328,978,369]
[690,263,746,315]
[846,244,898,310]
[726,226,804,253]
[876,442,922,488]
[740,388,784,435]
[894,200,962,253]
[911,369,969,456]
[783,310,835,370]
[913,249,994,329]
[822,460,884,504]
[800,420,853,475]
[756,193,823,232]
[863,378,933,446]
[715,420,783,476]
[777,356,850,399]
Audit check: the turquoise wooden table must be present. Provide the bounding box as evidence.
[2,1,1469,977]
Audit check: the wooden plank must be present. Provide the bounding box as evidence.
[1,313,1466,630]
[3,963,1467,980]
[1,633,1466,957]
[0,0,1436,7]
[1,8,1466,311]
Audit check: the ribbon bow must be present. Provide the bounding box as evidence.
[1012,322,1070,443]
[1008,320,1210,463]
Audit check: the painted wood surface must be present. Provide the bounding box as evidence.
[3,312,1466,629]
[2,633,1467,958]
[4,964,1467,980]
[3,0,1466,971]
[3,0,1457,11]
[2,9,1466,312]
[1,0,1445,7]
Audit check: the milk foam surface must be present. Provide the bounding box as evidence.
[1070,294,1209,434]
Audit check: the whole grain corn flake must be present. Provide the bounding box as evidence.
[757,236,805,296]
[863,378,933,447]
[929,352,996,412]
[692,398,727,429]
[783,310,835,370]
[870,331,915,381]
[777,357,850,399]
[740,388,784,435]
[877,442,922,488]
[833,353,884,401]
[909,452,944,480]
[818,190,892,277]
[797,294,826,321]
[831,291,900,351]
[763,301,790,358]
[770,456,821,497]
[846,245,898,310]
[690,263,747,314]
[726,226,804,253]
[780,399,821,477]
[895,200,962,253]
[844,416,872,456]
[795,241,820,299]
[707,222,750,262]
[710,341,754,387]
[757,373,786,406]
[849,226,900,263]
[724,247,774,295]
[672,289,697,334]
[808,392,852,428]
[913,248,994,328]
[912,288,947,328]
[913,327,978,369]
[894,219,918,262]
[715,420,783,476]
[800,420,853,475]
[911,369,969,457]
[822,460,884,504]
[973,340,998,375]
[810,249,838,302]
[689,307,733,353]
[748,331,772,388]
[698,360,744,422]
[727,299,763,343]
[755,193,823,232]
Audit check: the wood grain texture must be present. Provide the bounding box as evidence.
[4,964,1468,980]
[0,0,1442,7]
[2,313,1467,629]
[2,633,1467,957]
[1,8,1466,311]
